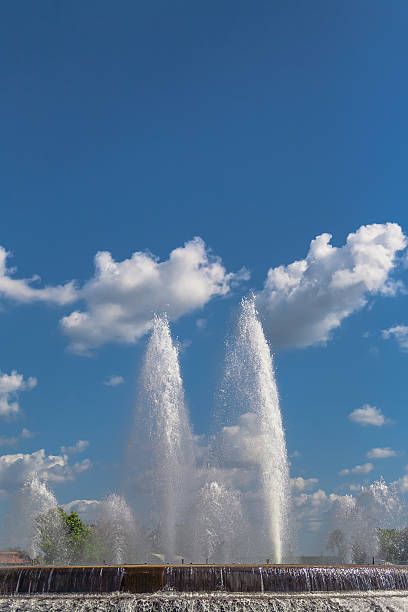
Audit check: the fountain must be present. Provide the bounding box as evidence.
[130,314,195,562]
[189,481,245,563]
[10,474,69,564]
[328,478,405,564]
[98,494,147,564]
[1,302,408,610]
[220,296,290,563]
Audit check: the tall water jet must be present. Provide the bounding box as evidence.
[221,296,290,563]
[134,314,194,561]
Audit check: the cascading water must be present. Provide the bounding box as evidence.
[221,296,290,563]
[134,314,194,562]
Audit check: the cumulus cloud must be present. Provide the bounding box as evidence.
[290,477,319,492]
[366,447,397,459]
[0,449,92,494]
[72,458,92,473]
[62,499,101,522]
[0,246,77,305]
[216,412,266,469]
[103,375,124,387]
[256,223,406,349]
[382,325,408,352]
[0,370,37,418]
[339,462,374,476]
[294,489,329,508]
[60,440,89,455]
[61,237,247,354]
[348,404,388,426]
[292,488,349,533]
[396,475,408,493]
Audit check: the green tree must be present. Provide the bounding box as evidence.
[326,529,347,561]
[378,527,408,564]
[37,507,107,564]
[64,510,91,562]
[36,507,69,564]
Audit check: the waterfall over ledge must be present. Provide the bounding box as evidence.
[1,565,408,595]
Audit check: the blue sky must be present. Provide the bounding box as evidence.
[1,1,408,551]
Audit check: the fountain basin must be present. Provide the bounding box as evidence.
[1,565,408,595]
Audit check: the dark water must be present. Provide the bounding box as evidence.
[1,591,408,611]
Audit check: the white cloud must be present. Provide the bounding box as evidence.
[216,412,266,469]
[196,318,207,330]
[62,499,101,522]
[339,462,374,476]
[256,223,406,349]
[0,370,37,418]
[72,458,92,473]
[366,447,397,459]
[0,449,92,493]
[61,237,247,354]
[294,489,328,508]
[348,404,388,426]
[21,428,35,439]
[60,440,89,455]
[292,487,356,543]
[382,325,408,352]
[396,474,408,493]
[289,450,301,458]
[0,246,77,305]
[392,468,408,493]
[103,375,124,387]
[290,477,319,492]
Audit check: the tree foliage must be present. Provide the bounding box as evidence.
[378,527,408,564]
[326,529,347,561]
[36,507,107,564]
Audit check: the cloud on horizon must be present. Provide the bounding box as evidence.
[256,223,406,349]
[62,499,101,523]
[290,477,319,492]
[0,449,91,495]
